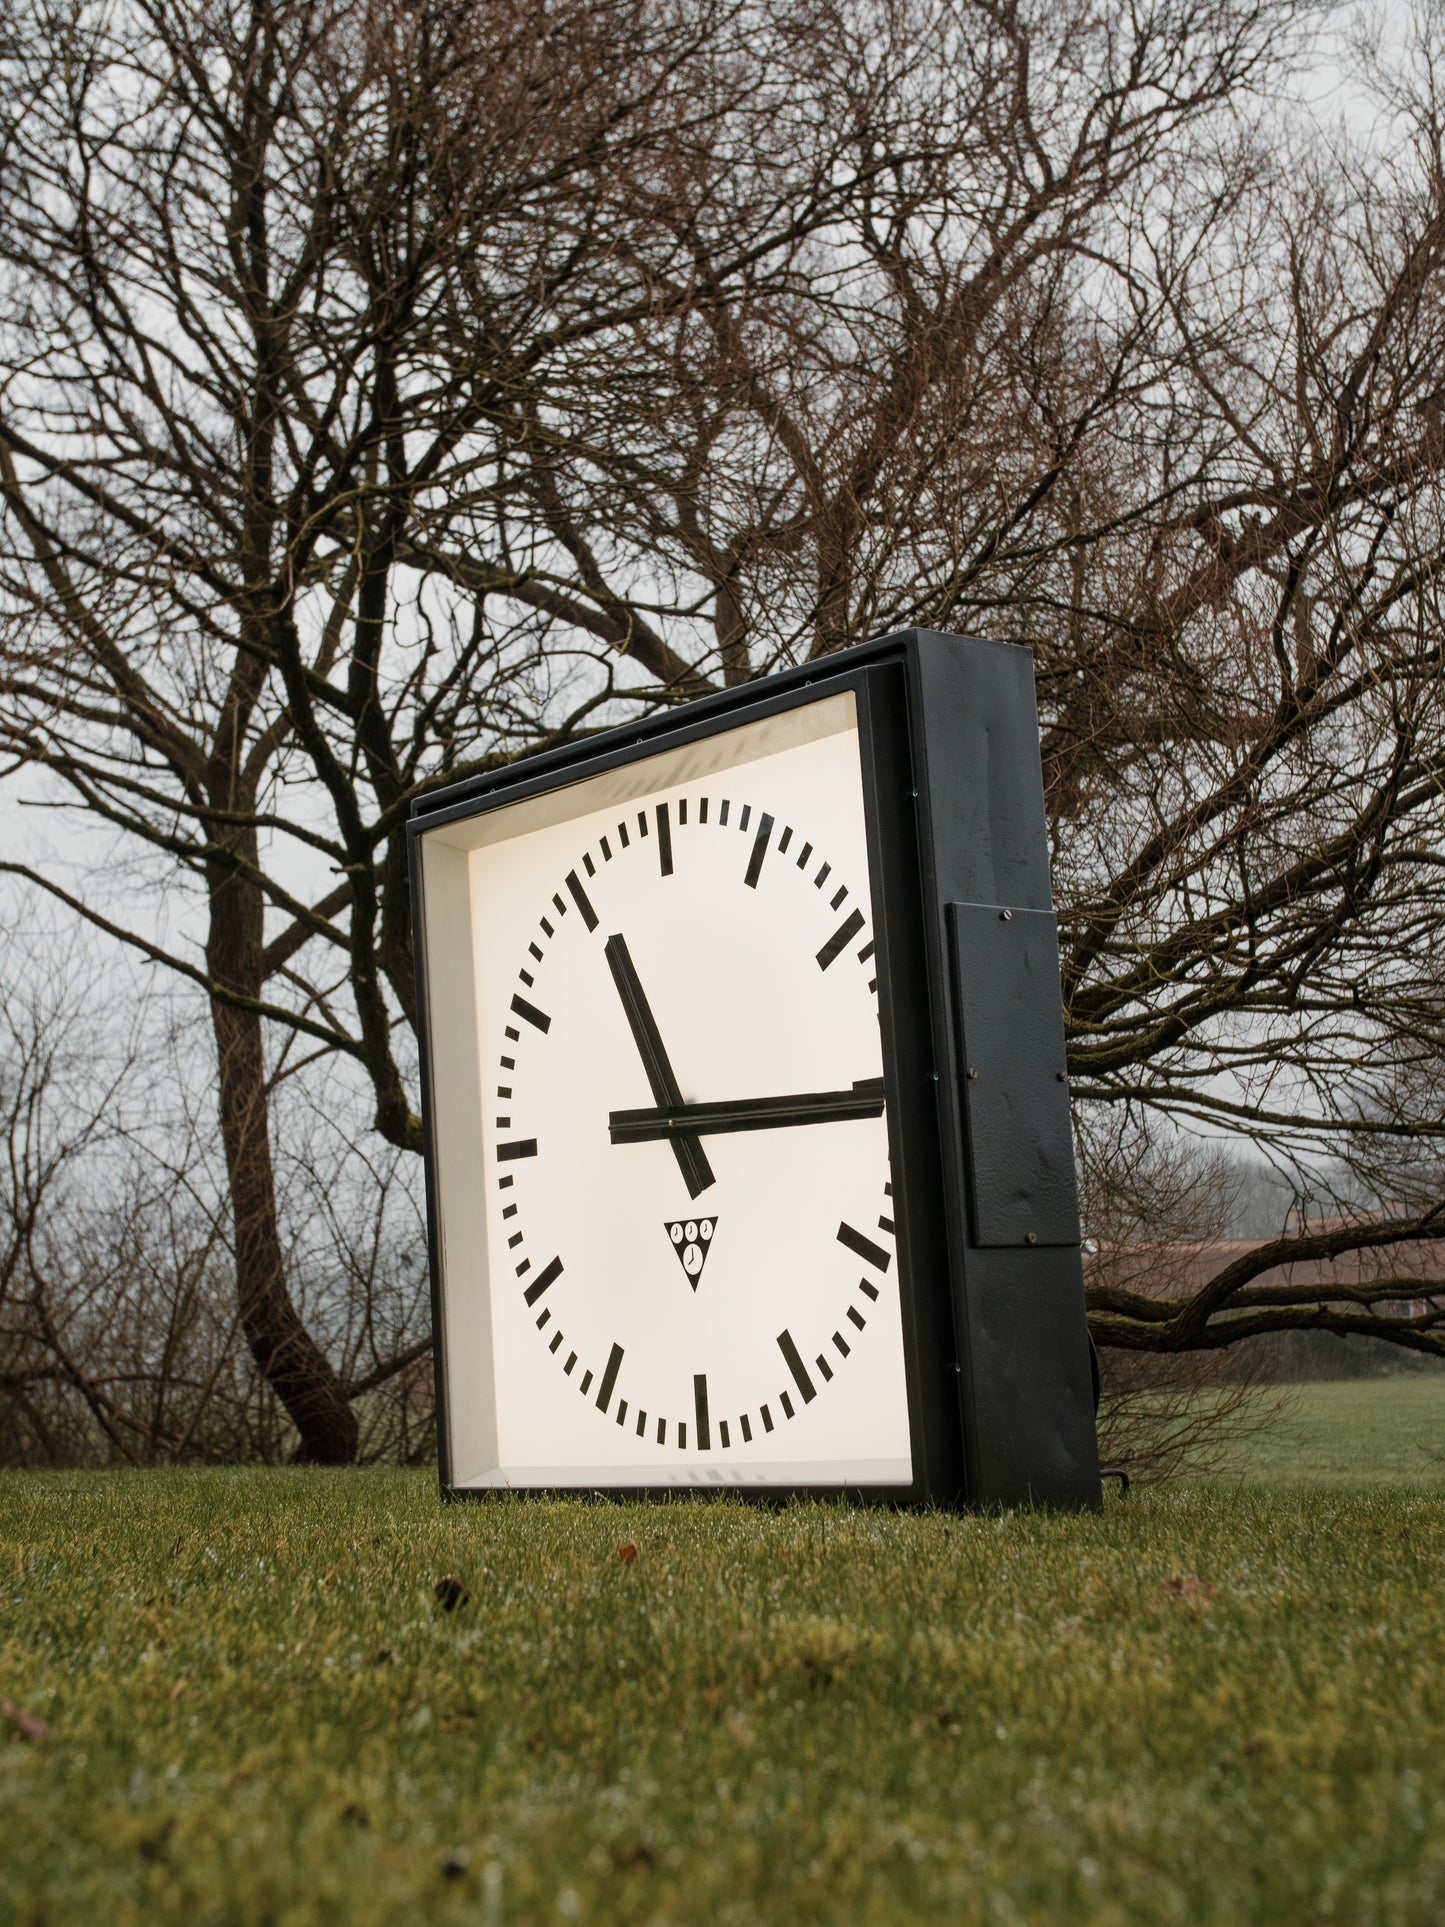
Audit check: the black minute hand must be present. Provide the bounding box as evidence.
[610,1078,885,1143]
[603,933,716,1199]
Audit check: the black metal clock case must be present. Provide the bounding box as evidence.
[409,628,1102,1509]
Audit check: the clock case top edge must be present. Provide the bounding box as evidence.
[407,631,1100,1510]
[408,629,932,827]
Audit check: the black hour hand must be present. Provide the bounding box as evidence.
[604,933,715,1200]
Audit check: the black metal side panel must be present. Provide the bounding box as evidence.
[856,664,967,1505]
[949,903,1078,1247]
[907,632,1100,1509]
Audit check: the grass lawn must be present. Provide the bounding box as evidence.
[2,1391,1443,1924]
[1229,1374,1445,1485]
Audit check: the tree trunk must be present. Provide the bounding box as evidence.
[206,850,359,1465]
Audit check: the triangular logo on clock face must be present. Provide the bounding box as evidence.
[664,1217,717,1290]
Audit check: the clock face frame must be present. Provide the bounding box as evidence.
[414,690,922,1492]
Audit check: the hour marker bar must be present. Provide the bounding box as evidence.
[879,1215,895,1234]
[744,813,774,889]
[497,1139,538,1161]
[638,810,649,837]
[838,1221,891,1271]
[616,1399,628,1426]
[858,939,875,963]
[694,1373,711,1451]
[778,825,793,854]
[529,943,543,961]
[550,1331,563,1352]
[602,835,613,861]
[637,1409,647,1437]
[518,969,533,986]
[815,863,831,888]
[566,870,599,931]
[501,1055,515,1069]
[719,1420,731,1448]
[564,1351,577,1375]
[832,1330,850,1358]
[511,993,551,1033]
[580,1369,593,1394]
[583,852,596,877]
[847,1305,866,1330]
[817,910,866,971]
[760,1403,773,1433]
[777,1329,816,1404]
[719,800,730,825]
[815,1352,834,1382]
[499,1174,514,1190]
[859,1278,879,1300]
[699,797,709,823]
[618,820,630,848]
[507,1231,522,1248]
[656,1416,666,1444]
[657,802,674,876]
[831,886,848,910]
[504,1026,519,1042]
[678,798,688,825]
[779,1390,795,1419]
[796,841,812,869]
[540,917,554,938]
[678,1423,687,1449]
[523,1255,563,1306]
[739,804,751,831]
[515,1259,530,1276]
[597,1342,624,1413]
[536,1309,550,1328]
[740,1413,752,1442]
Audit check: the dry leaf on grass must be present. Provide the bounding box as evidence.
[0,1697,49,1741]
[1163,1574,1217,1602]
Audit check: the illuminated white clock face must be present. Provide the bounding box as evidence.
[420,693,914,1487]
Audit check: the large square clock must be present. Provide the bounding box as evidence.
[409,630,1101,1507]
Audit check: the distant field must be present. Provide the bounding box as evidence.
[1228,1374,1445,1484]
[2,1451,1443,1923]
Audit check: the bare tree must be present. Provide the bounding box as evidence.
[0,926,440,1466]
[7,0,1445,1443]
[1047,38,1445,1360]
[0,0,1307,1449]
[0,0,777,1456]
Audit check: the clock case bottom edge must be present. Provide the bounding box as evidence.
[448,1457,915,1492]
